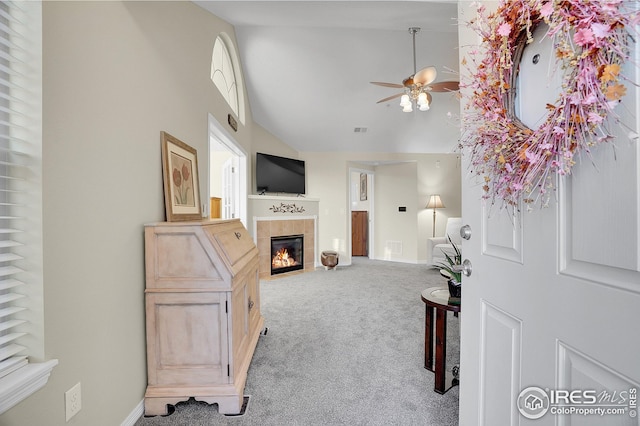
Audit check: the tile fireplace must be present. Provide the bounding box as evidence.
[255,217,316,279]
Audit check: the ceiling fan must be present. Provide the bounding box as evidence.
[371,27,459,112]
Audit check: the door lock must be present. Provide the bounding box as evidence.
[460,224,472,240]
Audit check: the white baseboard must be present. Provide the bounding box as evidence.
[121,400,144,426]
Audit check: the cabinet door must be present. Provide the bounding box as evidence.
[230,264,261,380]
[146,292,229,386]
[230,277,250,378]
[230,274,251,362]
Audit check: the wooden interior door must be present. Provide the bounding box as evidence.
[352,210,368,256]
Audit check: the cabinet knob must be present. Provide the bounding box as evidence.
[248,299,254,310]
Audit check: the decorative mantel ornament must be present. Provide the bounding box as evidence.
[462,0,639,210]
[269,203,306,214]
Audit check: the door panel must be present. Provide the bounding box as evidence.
[557,343,639,426]
[458,2,640,425]
[479,302,522,426]
[562,135,638,271]
[559,143,639,289]
[482,206,523,263]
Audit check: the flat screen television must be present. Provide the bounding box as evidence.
[256,152,306,195]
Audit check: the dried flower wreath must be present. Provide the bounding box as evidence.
[462,0,639,209]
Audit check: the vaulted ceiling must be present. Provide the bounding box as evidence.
[195,1,461,153]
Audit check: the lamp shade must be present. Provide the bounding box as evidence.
[426,194,445,209]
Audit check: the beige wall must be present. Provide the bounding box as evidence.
[0,2,269,425]
[300,152,462,265]
[250,123,300,194]
[375,162,419,262]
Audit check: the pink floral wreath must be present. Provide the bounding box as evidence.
[462,0,638,209]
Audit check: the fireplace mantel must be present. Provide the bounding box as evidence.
[248,195,319,279]
[248,195,319,218]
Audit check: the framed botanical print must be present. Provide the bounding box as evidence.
[161,131,202,221]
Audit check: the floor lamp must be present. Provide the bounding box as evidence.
[426,195,445,237]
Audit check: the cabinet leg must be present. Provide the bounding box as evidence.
[144,397,182,416]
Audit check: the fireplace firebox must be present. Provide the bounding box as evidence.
[271,235,304,275]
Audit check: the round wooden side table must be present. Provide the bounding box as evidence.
[421,286,461,394]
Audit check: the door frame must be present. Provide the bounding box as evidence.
[207,113,247,227]
[348,167,374,260]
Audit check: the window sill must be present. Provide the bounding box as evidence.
[0,360,58,415]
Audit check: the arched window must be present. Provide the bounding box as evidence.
[211,34,241,119]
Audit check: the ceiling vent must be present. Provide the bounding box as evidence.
[353,127,368,133]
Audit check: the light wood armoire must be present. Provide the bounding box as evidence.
[143,219,263,416]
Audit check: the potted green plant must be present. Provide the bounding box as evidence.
[435,234,462,298]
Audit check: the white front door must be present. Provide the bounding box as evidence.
[458,3,640,425]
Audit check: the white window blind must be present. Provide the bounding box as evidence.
[0,0,56,414]
[0,0,30,378]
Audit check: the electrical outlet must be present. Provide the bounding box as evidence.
[65,382,81,421]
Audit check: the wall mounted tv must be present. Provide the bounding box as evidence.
[256,152,306,195]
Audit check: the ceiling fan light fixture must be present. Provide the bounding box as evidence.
[372,27,459,112]
[417,92,428,106]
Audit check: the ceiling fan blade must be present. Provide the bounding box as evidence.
[429,81,460,92]
[413,66,437,85]
[370,81,404,88]
[376,92,404,104]
[427,92,432,105]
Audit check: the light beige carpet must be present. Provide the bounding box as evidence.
[136,257,460,426]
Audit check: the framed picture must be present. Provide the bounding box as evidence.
[360,173,367,201]
[161,131,202,221]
